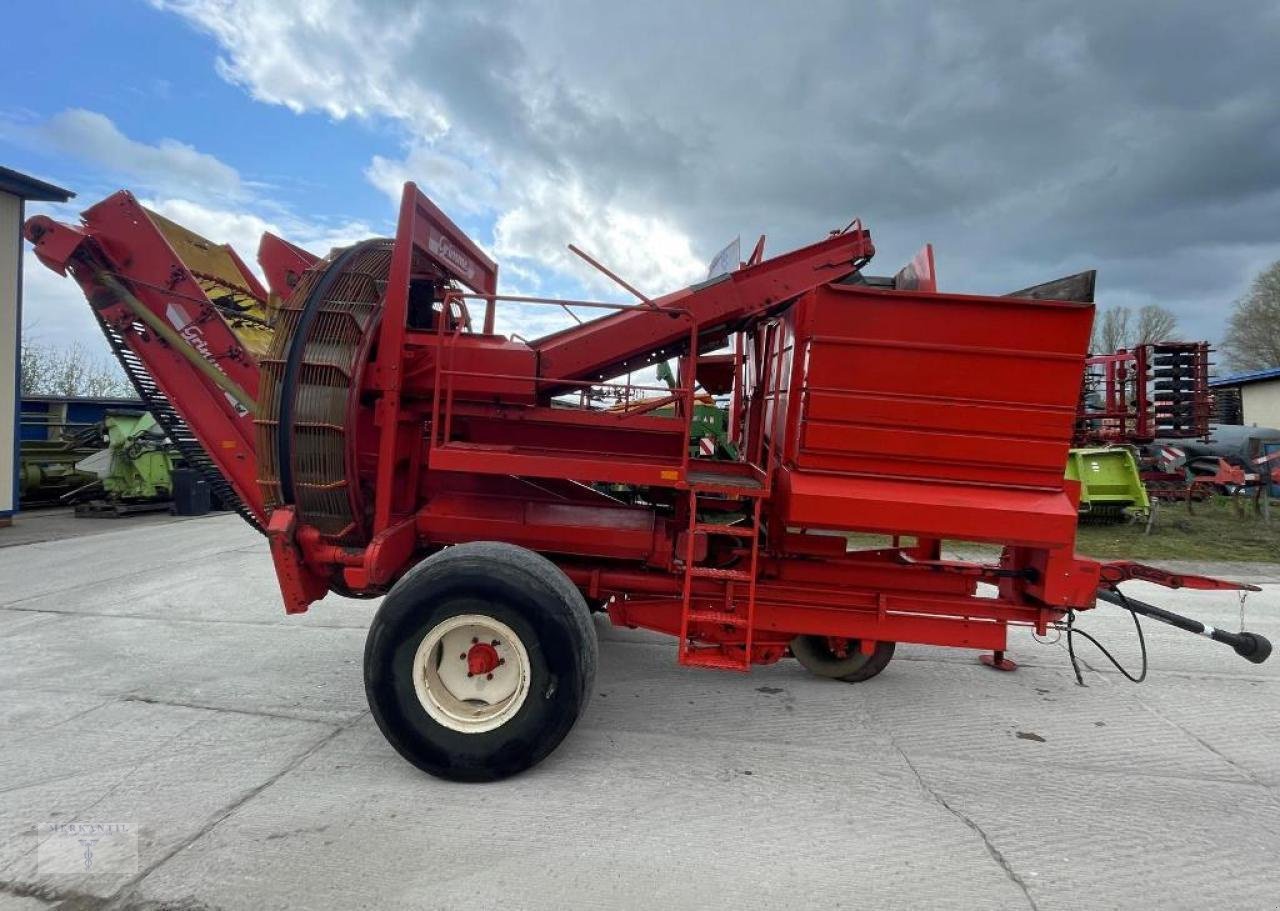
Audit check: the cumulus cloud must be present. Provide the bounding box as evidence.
[16,113,378,351]
[20,245,109,349]
[30,109,245,201]
[365,145,500,217]
[492,175,704,297]
[109,2,1280,343]
[155,0,1280,342]
[139,196,375,267]
[152,0,711,305]
[152,0,447,127]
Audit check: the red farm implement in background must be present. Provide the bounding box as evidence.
[1072,343,1274,502]
[24,185,1271,781]
[1074,342,1213,447]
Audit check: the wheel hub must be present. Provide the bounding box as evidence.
[466,641,502,677]
[412,614,531,734]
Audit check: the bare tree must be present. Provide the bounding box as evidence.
[20,336,57,395]
[1095,307,1131,353]
[1133,304,1178,345]
[21,334,136,398]
[1091,304,1179,352]
[1221,260,1280,373]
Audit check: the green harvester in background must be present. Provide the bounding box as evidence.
[1065,446,1150,521]
[18,432,100,505]
[63,411,182,516]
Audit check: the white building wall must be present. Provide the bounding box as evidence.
[0,191,20,518]
[1241,379,1280,430]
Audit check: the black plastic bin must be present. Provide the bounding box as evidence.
[170,468,211,516]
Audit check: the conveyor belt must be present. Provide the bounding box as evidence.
[93,308,265,535]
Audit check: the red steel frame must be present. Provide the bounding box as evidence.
[24,184,1252,670]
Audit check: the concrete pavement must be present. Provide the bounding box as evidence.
[1,514,1277,910]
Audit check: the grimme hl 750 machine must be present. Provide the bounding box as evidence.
[25,186,1271,781]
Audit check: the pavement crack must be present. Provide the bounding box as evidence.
[0,604,369,631]
[0,877,223,910]
[107,717,359,907]
[1124,695,1280,803]
[0,879,114,909]
[893,742,1040,911]
[41,698,117,730]
[0,713,207,884]
[118,695,340,725]
[0,543,252,608]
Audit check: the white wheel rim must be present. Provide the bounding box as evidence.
[412,614,532,733]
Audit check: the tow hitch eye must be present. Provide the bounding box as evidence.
[1226,632,1272,665]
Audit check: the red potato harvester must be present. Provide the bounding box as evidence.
[24,185,1271,781]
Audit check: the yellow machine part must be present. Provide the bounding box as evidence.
[145,208,277,358]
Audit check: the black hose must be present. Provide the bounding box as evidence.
[1064,592,1148,686]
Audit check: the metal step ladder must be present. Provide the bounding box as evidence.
[677,483,765,671]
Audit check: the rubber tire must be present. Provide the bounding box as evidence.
[791,636,895,683]
[364,542,597,782]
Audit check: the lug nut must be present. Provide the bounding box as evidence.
[471,637,479,644]
[459,653,467,660]
[486,673,494,680]
[498,658,505,666]
[491,639,500,646]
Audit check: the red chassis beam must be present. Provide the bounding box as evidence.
[562,549,1252,665]
[296,471,1257,658]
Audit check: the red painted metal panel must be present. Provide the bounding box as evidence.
[456,411,686,461]
[893,243,937,292]
[793,284,1090,486]
[428,443,686,488]
[418,492,662,561]
[614,596,1009,651]
[404,332,538,402]
[779,468,1079,546]
[257,232,318,301]
[762,282,1091,550]
[695,354,737,395]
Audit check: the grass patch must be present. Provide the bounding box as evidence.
[1075,497,1280,563]
[841,496,1280,563]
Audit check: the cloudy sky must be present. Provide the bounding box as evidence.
[4,0,1279,351]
